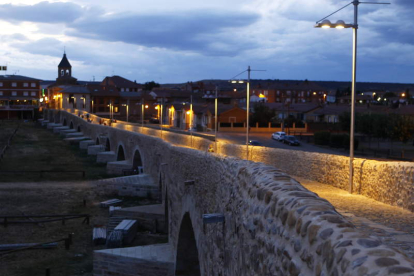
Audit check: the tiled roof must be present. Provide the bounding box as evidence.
[0,75,41,81]
[87,84,120,97]
[102,76,142,89]
[60,85,90,94]
[58,54,71,68]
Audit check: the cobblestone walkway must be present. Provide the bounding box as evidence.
[297,177,414,260]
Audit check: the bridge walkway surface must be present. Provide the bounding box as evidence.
[298,177,414,259]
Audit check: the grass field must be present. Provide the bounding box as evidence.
[0,121,110,182]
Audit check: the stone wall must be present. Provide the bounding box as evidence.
[218,144,414,212]
[47,109,414,275]
[96,175,160,199]
[48,109,414,211]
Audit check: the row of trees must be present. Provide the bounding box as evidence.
[250,103,303,127]
[339,112,414,144]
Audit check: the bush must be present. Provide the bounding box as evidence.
[342,135,359,150]
[314,131,331,145]
[330,134,346,148]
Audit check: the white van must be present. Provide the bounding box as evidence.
[272,131,286,141]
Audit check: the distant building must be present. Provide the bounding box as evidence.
[0,75,41,119]
[46,52,91,112]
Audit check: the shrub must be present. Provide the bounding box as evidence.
[330,134,346,148]
[342,135,359,150]
[314,131,331,145]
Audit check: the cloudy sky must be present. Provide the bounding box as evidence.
[0,0,412,83]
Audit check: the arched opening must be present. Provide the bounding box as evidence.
[132,149,143,174]
[77,126,81,132]
[175,213,200,276]
[159,173,163,200]
[117,145,125,161]
[69,122,73,129]
[96,137,100,145]
[105,139,111,151]
[164,188,169,235]
[63,119,67,126]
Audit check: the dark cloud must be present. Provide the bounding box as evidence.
[12,37,64,57]
[0,1,83,24]
[66,10,260,56]
[394,0,414,9]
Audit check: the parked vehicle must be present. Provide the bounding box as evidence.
[283,135,300,146]
[272,131,286,141]
[248,140,262,146]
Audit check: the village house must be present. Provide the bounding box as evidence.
[0,75,41,119]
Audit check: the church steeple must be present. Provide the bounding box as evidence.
[56,52,77,85]
[58,53,72,78]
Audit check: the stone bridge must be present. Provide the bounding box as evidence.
[43,109,414,276]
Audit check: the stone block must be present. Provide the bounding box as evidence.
[47,123,62,129]
[107,160,133,176]
[88,145,104,155]
[64,137,88,144]
[97,151,116,164]
[65,132,84,138]
[53,126,70,133]
[80,140,95,150]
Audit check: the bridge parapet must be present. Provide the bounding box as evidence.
[44,108,414,275]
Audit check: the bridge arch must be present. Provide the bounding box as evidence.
[132,146,144,174]
[117,144,126,161]
[69,121,73,129]
[77,126,81,132]
[175,212,200,276]
[63,118,67,126]
[96,137,100,145]
[105,138,111,151]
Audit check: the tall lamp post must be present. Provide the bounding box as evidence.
[230,66,265,160]
[315,0,389,193]
[122,99,129,122]
[215,86,218,152]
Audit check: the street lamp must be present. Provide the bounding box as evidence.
[230,66,265,160]
[230,77,250,159]
[122,99,129,122]
[315,0,389,193]
[215,86,218,152]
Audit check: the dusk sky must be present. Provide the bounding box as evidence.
[0,0,412,84]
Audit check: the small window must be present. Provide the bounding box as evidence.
[0,91,3,96]
[12,82,17,87]
[31,92,36,96]
[12,91,17,96]
[121,88,125,92]
[24,83,28,87]
[31,83,36,87]
[126,88,129,92]
[61,70,64,76]
[0,82,3,87]
[23,91,29,96]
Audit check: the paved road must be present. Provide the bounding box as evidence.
[217,132,348,156]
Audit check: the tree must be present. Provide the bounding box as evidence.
[143,81,160,91]
[250,103,275,127]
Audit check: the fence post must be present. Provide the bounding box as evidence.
[45,268,50,276]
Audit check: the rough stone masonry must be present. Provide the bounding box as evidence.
[49,110,414,275]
